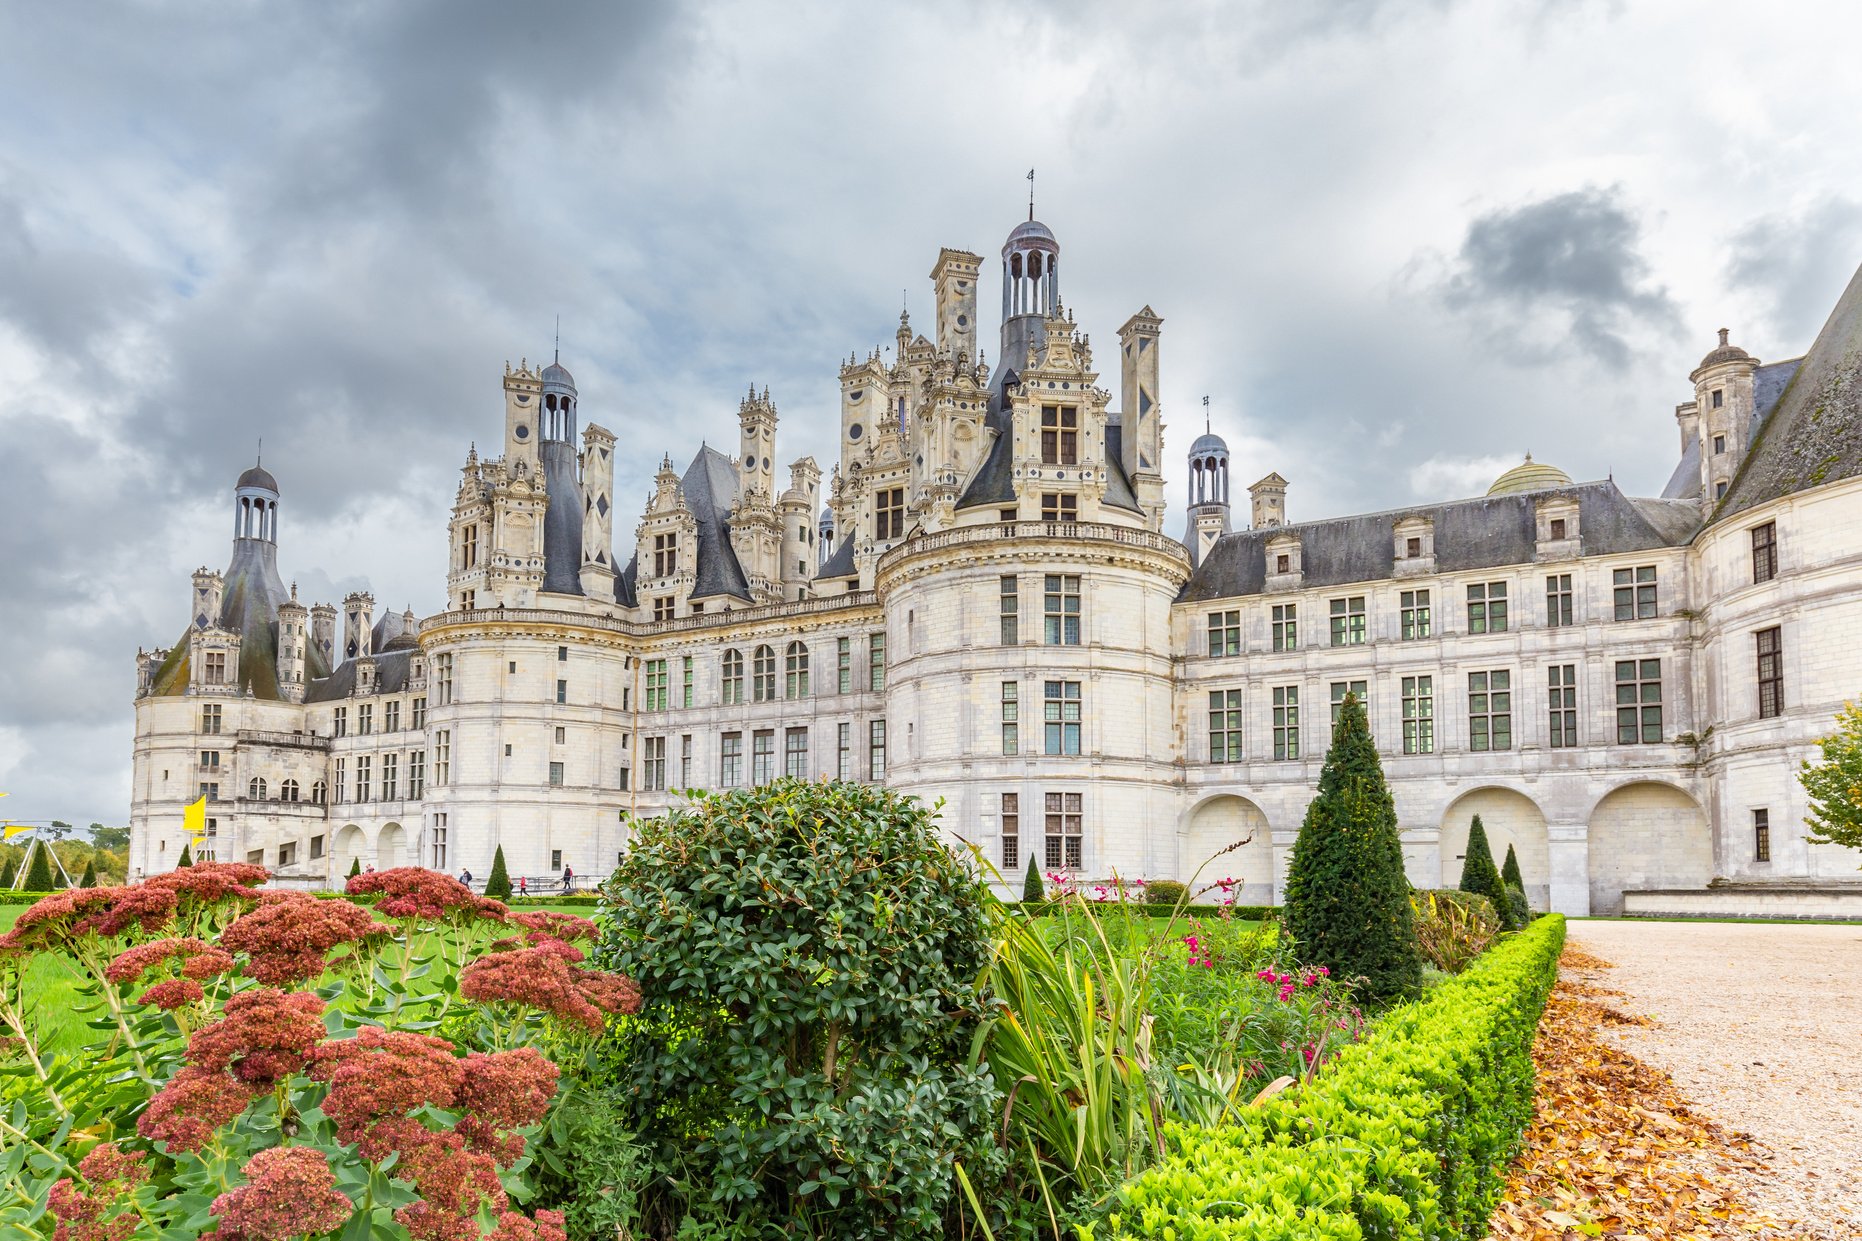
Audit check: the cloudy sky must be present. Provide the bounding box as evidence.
[2,0,1859,831]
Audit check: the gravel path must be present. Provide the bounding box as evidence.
[1566,921,1862,1239]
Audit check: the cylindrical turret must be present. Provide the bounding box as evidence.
[234,464,279,544]
[278,586,308,704]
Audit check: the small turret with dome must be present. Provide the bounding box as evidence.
[1486,454,1573,496]
[1184,402,1231,567]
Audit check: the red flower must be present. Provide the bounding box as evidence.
[310,1027,465,1155]
[140,978,205,1009]
[187,988,325,1088]
[345,867,504,923]
[460,946,641,1032]
[76,1144,148,1190]
[220,897,390,985]
[395,1201,480,1241]
[48,1143,149,1241]
[510,910,598,943]
[211,1145,353,1240]
[455,1047,559,1160]
[138,1067,255,1152]
[0,885,178,951]
[488,1209,570,1241]
[144,861,271,907]
[106,937,234,984]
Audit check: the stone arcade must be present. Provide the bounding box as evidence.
[130,211,1862,916]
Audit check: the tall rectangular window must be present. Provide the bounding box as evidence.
[869,720,887,782]
[1751,522,1778,584]
[1401,675,1434,755]
[643,737,666,791]
[1468,670,1512,751]
[1044,681,1082,756]
[1271,604,1297,652]
[1207,689,1243,763]
[1400,589,1431,640]
[1044,792,1082,870]
[868,633,886,692]
[837,638,852,694]
[334,707,347,738]
[644,659,669,711]
[720,732,743,786]
[1001,682,1019,755]
[356,756,372,802]
[837,722,852,781]
[1754,809,1771,862]
[385,700,401,732]
[875,487,906,540]
[335,759,346,802]
[785,643,809,699]
[549,761,564,787]
[1545,574,1574,627]
[202,704,222,734]
[1001,794,1020,870]
[200,749,220,772]
[1613,566,1658,620]
[1040,404,1079,465]
[381,753,398,801]
[1272,686,1299,760]
[435,654,453,705]
[1467,582,1508,634]
[1548,664,1578,747]
[1756,627,1783,719]
[1207,610,1241,657]
[358,703,372,736]
[429,816,446,870]
[752,646,777,702]
[1040,493,1078,523]
[1328,596,1366,646]
[433,731,449,786]
[652,597,675,622]
[752,730,775,786]
[411,696,427,729]
[204,651,227,683]
[999,576,1020,645]
[1330,680,1367,726]
[1614,659,1663,743]
[722,650,745,704]
[1044,575,1081,645]
[653,532,678,577]
[408,750,425,799]
[679,734,692,787]
[462,523,479,569]
[556,678,567,705]
[784,728,808,778]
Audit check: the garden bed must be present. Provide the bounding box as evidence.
[1096,915,1566,1239]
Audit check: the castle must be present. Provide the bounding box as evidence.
[129,209,1862,916]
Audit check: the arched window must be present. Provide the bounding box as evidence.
[311,780,327,805]
[722,649,745,705]
[248,777,267,800]
[753,645,777,702]
[280,778,300,803]
[785,641,809,699]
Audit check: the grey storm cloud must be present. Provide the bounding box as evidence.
[4,0,1862,830]
[1437,187,1681,370]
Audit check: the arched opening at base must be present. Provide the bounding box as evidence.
[1440,787,1550,911]
[1588,782,1711,916]
[1180,795,1274,906]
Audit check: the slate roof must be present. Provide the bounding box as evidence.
[680,445,754,601]
[815,536,857,581]
[305,647,418,704]
[540,440,585,597]
[1181,480,1700,603]
[955,416,1142,513]
[1714,260,1862,520]
[145,539,330,699]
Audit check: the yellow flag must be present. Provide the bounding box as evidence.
[183,795,207,836]
[2,823,30,840]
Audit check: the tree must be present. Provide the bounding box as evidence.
[1501,842,1524,893]
[485,846,512,900]
[79,859,98,888]
[22,842,58,893]
[1458,816,1514,930]
[0,858,15,889]
[1802,702,1862,857]
[90,824,131,852]
[176,843,194,869]
[1021,853,1044,903]
[1282,693,1422,1004]
[347,856,362,880]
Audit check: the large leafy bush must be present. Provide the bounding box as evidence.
[1282,693,1421,1004]
[593,779,999,1237]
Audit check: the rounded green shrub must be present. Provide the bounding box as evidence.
[1505,883,1531,928]
[1144,879,1189,909]
[594,778,1000,1237]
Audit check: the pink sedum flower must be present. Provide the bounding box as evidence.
[211,1146,353,1241]
[138,1067,256,1152]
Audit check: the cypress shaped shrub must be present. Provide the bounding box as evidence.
[485,845,512,900]
[79,860,98,888]
[1458,817,1514,930]
[1022,853,1044,903]
[1282,693,1421,1004]
[176,843,193,869]
[347,856,362,879]
[0,858,15,888]
[22,843,58,892]
[1501,841,1524,893]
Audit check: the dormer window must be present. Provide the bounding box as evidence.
[1405,537,1421,558]
[1549,519,1566,540]
[1041,405,1079,465]
[653,532,678,577]
[1276,554,1290,574]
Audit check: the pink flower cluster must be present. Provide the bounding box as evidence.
[1256,966,1330,1003]
[219,893,391,984]
[105,936,235,1008]
[1183,934,1215,969]
[47,1144,147,1241]
[346,866,507,922]
[460,943,642,1032]
[211,1146,353,1241]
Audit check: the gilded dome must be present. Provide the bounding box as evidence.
[1486,455,1572,496]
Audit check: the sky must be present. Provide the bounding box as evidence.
[2,0,1860,831]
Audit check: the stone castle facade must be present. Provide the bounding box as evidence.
[129,211,1862,915]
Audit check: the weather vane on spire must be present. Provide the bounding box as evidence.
[554,315,560,364]
[1027,168,1035,220]
[1203,395,1210,434]
[256,437,263,467]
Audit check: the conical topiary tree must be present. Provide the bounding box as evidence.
[347,856,362,880]
[1501,842,1524,893]
[1283,693,1422,1004]
[79,860,98,888]
[176,842,194,869]
[485,845,512,901]
[1021,853,1044,904]
[0,857,15,889]
[1458,816,1513,929]
[22,842,58,892]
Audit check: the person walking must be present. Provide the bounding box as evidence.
[459,868,474,889]
[561,864,574,893]
[518,876,527,896]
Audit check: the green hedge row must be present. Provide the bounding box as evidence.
[1095,914,1565,1240]
[1013,901,1278,921]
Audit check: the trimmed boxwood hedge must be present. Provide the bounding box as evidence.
[1094,914,1565,1240]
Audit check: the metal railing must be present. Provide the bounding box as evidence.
[421,590,881,642]
[236,728,332,751]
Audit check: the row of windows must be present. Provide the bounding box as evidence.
[332,751,428,803]
[330,697,429,738]
[640,721,890,790]
[999,575,1083,645]
[1205,568,1667,657]
[1205,659,1674,761]
[999,790,1083,871]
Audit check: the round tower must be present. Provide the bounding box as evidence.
[1690,328,1760,504]
[817,505,835,566]
[993,216,1061,400]
[235,463,279,544]
[541,357,577,445]
[1185,429,1231,567]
